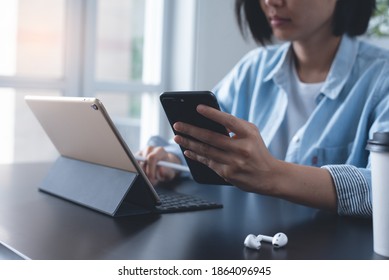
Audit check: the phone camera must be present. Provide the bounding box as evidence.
[91,104,99,110]
[180,98,184,102]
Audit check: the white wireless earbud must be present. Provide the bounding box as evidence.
[258,232,288,248]
[244,234,262,250]
[244,232,288,250]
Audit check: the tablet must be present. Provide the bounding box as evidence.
[25,96,139,173]
[25,95,222,216]
[25,96,159,205]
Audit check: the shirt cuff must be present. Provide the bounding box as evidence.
[322,165,372,218]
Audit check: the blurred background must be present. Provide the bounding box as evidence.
[0,0,388,164]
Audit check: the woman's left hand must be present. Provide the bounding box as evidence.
[173,104,278,194]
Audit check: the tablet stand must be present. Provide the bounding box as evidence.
[40,156,157,217]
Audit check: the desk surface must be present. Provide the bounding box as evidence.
[0,162,386,260]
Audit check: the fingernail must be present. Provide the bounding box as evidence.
[173,122,181,130]
[173,135,181,143]
[197,104,205,112]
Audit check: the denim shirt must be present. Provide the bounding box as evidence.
[162,35,389,217]
[210,35,389,217]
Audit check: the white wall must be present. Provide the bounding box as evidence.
[168,0,257,91]
[193,0,257,90]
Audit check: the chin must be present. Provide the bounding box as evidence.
[273,34,292,42]
[272,30,299,42]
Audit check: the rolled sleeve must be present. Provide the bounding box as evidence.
[322,165,372,218]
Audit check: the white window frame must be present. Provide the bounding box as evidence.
[0,0,173,163]
[80,0,172,146]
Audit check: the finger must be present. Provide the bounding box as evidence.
[173,122,234,151]
[144,146,157,157]
[196,105,251,136]
[157,166,175,182]
[136,149,148,173]
[184,150,212,167]
[136,146,155,161]
[174,134,231,164]
[183,150,228,182]
[137,146,158,180]
[145,147,167,181]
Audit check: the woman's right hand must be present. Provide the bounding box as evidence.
[136,146,181,186]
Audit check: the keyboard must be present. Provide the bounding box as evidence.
[155,189,223,213]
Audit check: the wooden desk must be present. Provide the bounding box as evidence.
[0,162,385,260]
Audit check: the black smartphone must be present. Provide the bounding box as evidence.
[160,91,231,185]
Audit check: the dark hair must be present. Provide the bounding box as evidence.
[235,0,377,45]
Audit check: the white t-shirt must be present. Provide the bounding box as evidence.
[270,60,324,160]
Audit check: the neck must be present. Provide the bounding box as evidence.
[292,35,341,83]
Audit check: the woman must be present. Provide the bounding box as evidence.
[139,0,389,217]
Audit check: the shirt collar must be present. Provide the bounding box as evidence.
[264,36,358,100]
[264,42,291,83]
[321,36,358,100]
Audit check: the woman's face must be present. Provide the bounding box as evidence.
[259,0,337,42]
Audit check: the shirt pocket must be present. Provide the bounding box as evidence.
[315,141,354,166]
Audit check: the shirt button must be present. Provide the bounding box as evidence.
[292,135,300,143]
[311,156,318,165]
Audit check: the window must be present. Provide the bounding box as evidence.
[0,0,168,163]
